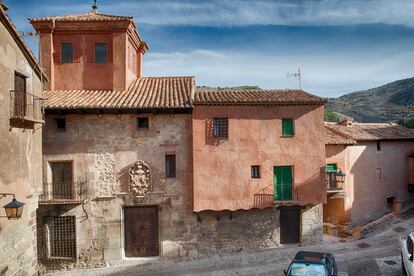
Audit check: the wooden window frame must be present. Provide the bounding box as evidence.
[251,165,261,179]
[61,43,74,64]
[281,118,295,137]
[165,154,176,178]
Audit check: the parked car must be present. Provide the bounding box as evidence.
[402,232,414,275]
[284,251,338,276]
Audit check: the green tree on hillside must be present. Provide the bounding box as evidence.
[324,110,340,122]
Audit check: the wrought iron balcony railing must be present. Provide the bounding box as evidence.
[326,172,345,192]
[39,181,87,205]
[254,184,299,208]
[9,90,44,128]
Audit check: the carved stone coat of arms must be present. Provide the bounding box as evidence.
[129,161,151,197]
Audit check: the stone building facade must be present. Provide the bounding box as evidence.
[324,120,414,235]
[0,2,47,275]
[31,4,327,271]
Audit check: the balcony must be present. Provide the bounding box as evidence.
[39,181,87,205]
[254,185,299,208]
[9,90,44,129]
[326,172,345,193]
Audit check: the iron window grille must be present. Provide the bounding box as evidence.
[213,117,229,139]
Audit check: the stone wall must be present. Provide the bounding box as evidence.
[41,113,197,269]
[301,204,323,244]
[0,7,43,275]
[197,208,280,255]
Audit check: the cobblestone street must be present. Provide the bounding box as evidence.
[53,214,414,276]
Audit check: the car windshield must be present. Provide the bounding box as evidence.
[289,263,327,276]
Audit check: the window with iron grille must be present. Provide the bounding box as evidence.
[251,165,260,178]
[51,162,73,199]
[61,43,73,64]
[48,216,76,259]
[213,117,228,139]
[165,154,176,178]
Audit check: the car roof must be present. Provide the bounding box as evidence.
[293,251,331,263]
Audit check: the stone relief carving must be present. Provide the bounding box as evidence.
[129,160,151,197]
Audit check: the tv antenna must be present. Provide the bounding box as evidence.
[287,67,302,89]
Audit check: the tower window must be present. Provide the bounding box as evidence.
[61,43,73,64]
[95,43,108,63]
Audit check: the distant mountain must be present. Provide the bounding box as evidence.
[326,77,414,123]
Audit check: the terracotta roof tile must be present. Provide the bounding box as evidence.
[194,88,325,105]
[44,76,195,110]
[326,122,414,141]
[324,125,356,145]
[30,12,133,22]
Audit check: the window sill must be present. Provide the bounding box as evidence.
[281,135,295,138]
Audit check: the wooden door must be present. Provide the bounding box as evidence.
[280,207,300,244]
[274,166,293,201]
[51,162,73,199]
[14,73,26,117]
[124,206,159,257]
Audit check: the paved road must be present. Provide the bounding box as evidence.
[57,216,414,276]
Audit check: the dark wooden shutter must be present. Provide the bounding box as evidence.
[51,162,73,199]
[282,119,294,136]
[14,73,26,116]
[274,166,293,201]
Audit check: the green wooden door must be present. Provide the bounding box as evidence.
[274,166,293,201]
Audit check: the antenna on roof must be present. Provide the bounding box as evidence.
[287,67,302,89]
[92,0,97,13]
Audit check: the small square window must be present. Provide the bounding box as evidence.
[95,43,108,63]
[137,117,149,129]
[213,117,228,139]
[251,165,260,178]
[55,118,66,131]
[165,154,176,178]
[61,43,73,64]
[282,119,294,136]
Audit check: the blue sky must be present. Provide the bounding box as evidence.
[5,0,414,97]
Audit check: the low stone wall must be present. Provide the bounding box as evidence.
[301,204,323,244]
[197,208,280,255]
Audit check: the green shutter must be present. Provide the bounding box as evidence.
[274,166,293,201]
[282,119,294,136]
[326,163,337,173]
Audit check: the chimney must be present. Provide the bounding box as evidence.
[338,118,353,127]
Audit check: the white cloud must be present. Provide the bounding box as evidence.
[143,49,414,97]
[102,0,414,27]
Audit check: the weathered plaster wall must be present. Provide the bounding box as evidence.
[0,17,43,276]
[325,141,414,227]
[41,114,197,266]
[348,141,414,225]
[192,105,326,212]
[197,208,280,255]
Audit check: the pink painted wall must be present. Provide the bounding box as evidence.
[32,21,145,91]
[326,141,414,225]
[192,105,326,212]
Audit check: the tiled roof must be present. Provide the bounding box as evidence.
[324,125,356,145]
[194,88,325,105]
[30,12,133,22]
[44,76,195,110]
[326,122,414,141]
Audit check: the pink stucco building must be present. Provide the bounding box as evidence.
[324,119,414,235]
